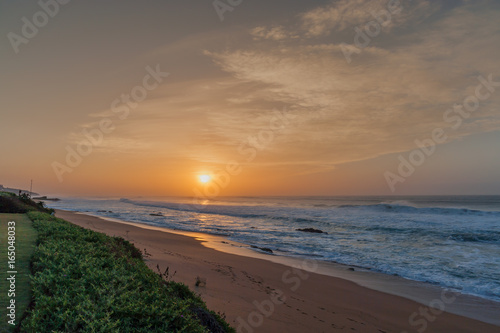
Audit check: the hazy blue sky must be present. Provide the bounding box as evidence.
[1,0,499,196]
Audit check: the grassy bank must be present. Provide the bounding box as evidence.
[0,193,233,332]
[0,192,53,215]
[0,213,37,332]
[22,211,233,332]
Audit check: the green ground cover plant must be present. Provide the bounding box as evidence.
[22,211,233,332]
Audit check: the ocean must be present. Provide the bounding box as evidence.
[46,195,500,303]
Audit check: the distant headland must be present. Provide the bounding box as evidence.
[0,184,39,196]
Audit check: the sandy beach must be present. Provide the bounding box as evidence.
[55,210,499,333]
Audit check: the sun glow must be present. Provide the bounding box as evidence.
[198,174,211,184]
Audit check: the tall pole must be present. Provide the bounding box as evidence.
[30,179,33,198]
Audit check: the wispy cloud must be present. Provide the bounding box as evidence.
[252,0,440,40]
[198,0,500,170]
[251,25,292,41]
[301,0,391,36]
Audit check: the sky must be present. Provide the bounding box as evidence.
[1,0,499,197]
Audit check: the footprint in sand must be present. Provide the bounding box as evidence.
[331,323,345,329]
[291,295,306,303]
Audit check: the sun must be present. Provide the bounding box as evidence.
[198,174,211,184]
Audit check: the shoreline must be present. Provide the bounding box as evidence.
[55,209,499,332]
[75,211,500,326]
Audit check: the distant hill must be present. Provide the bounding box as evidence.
[0,184,39,196]
[0,192,53,214]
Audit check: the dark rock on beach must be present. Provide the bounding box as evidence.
[251,245,273,254]
[296,228,328,234]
